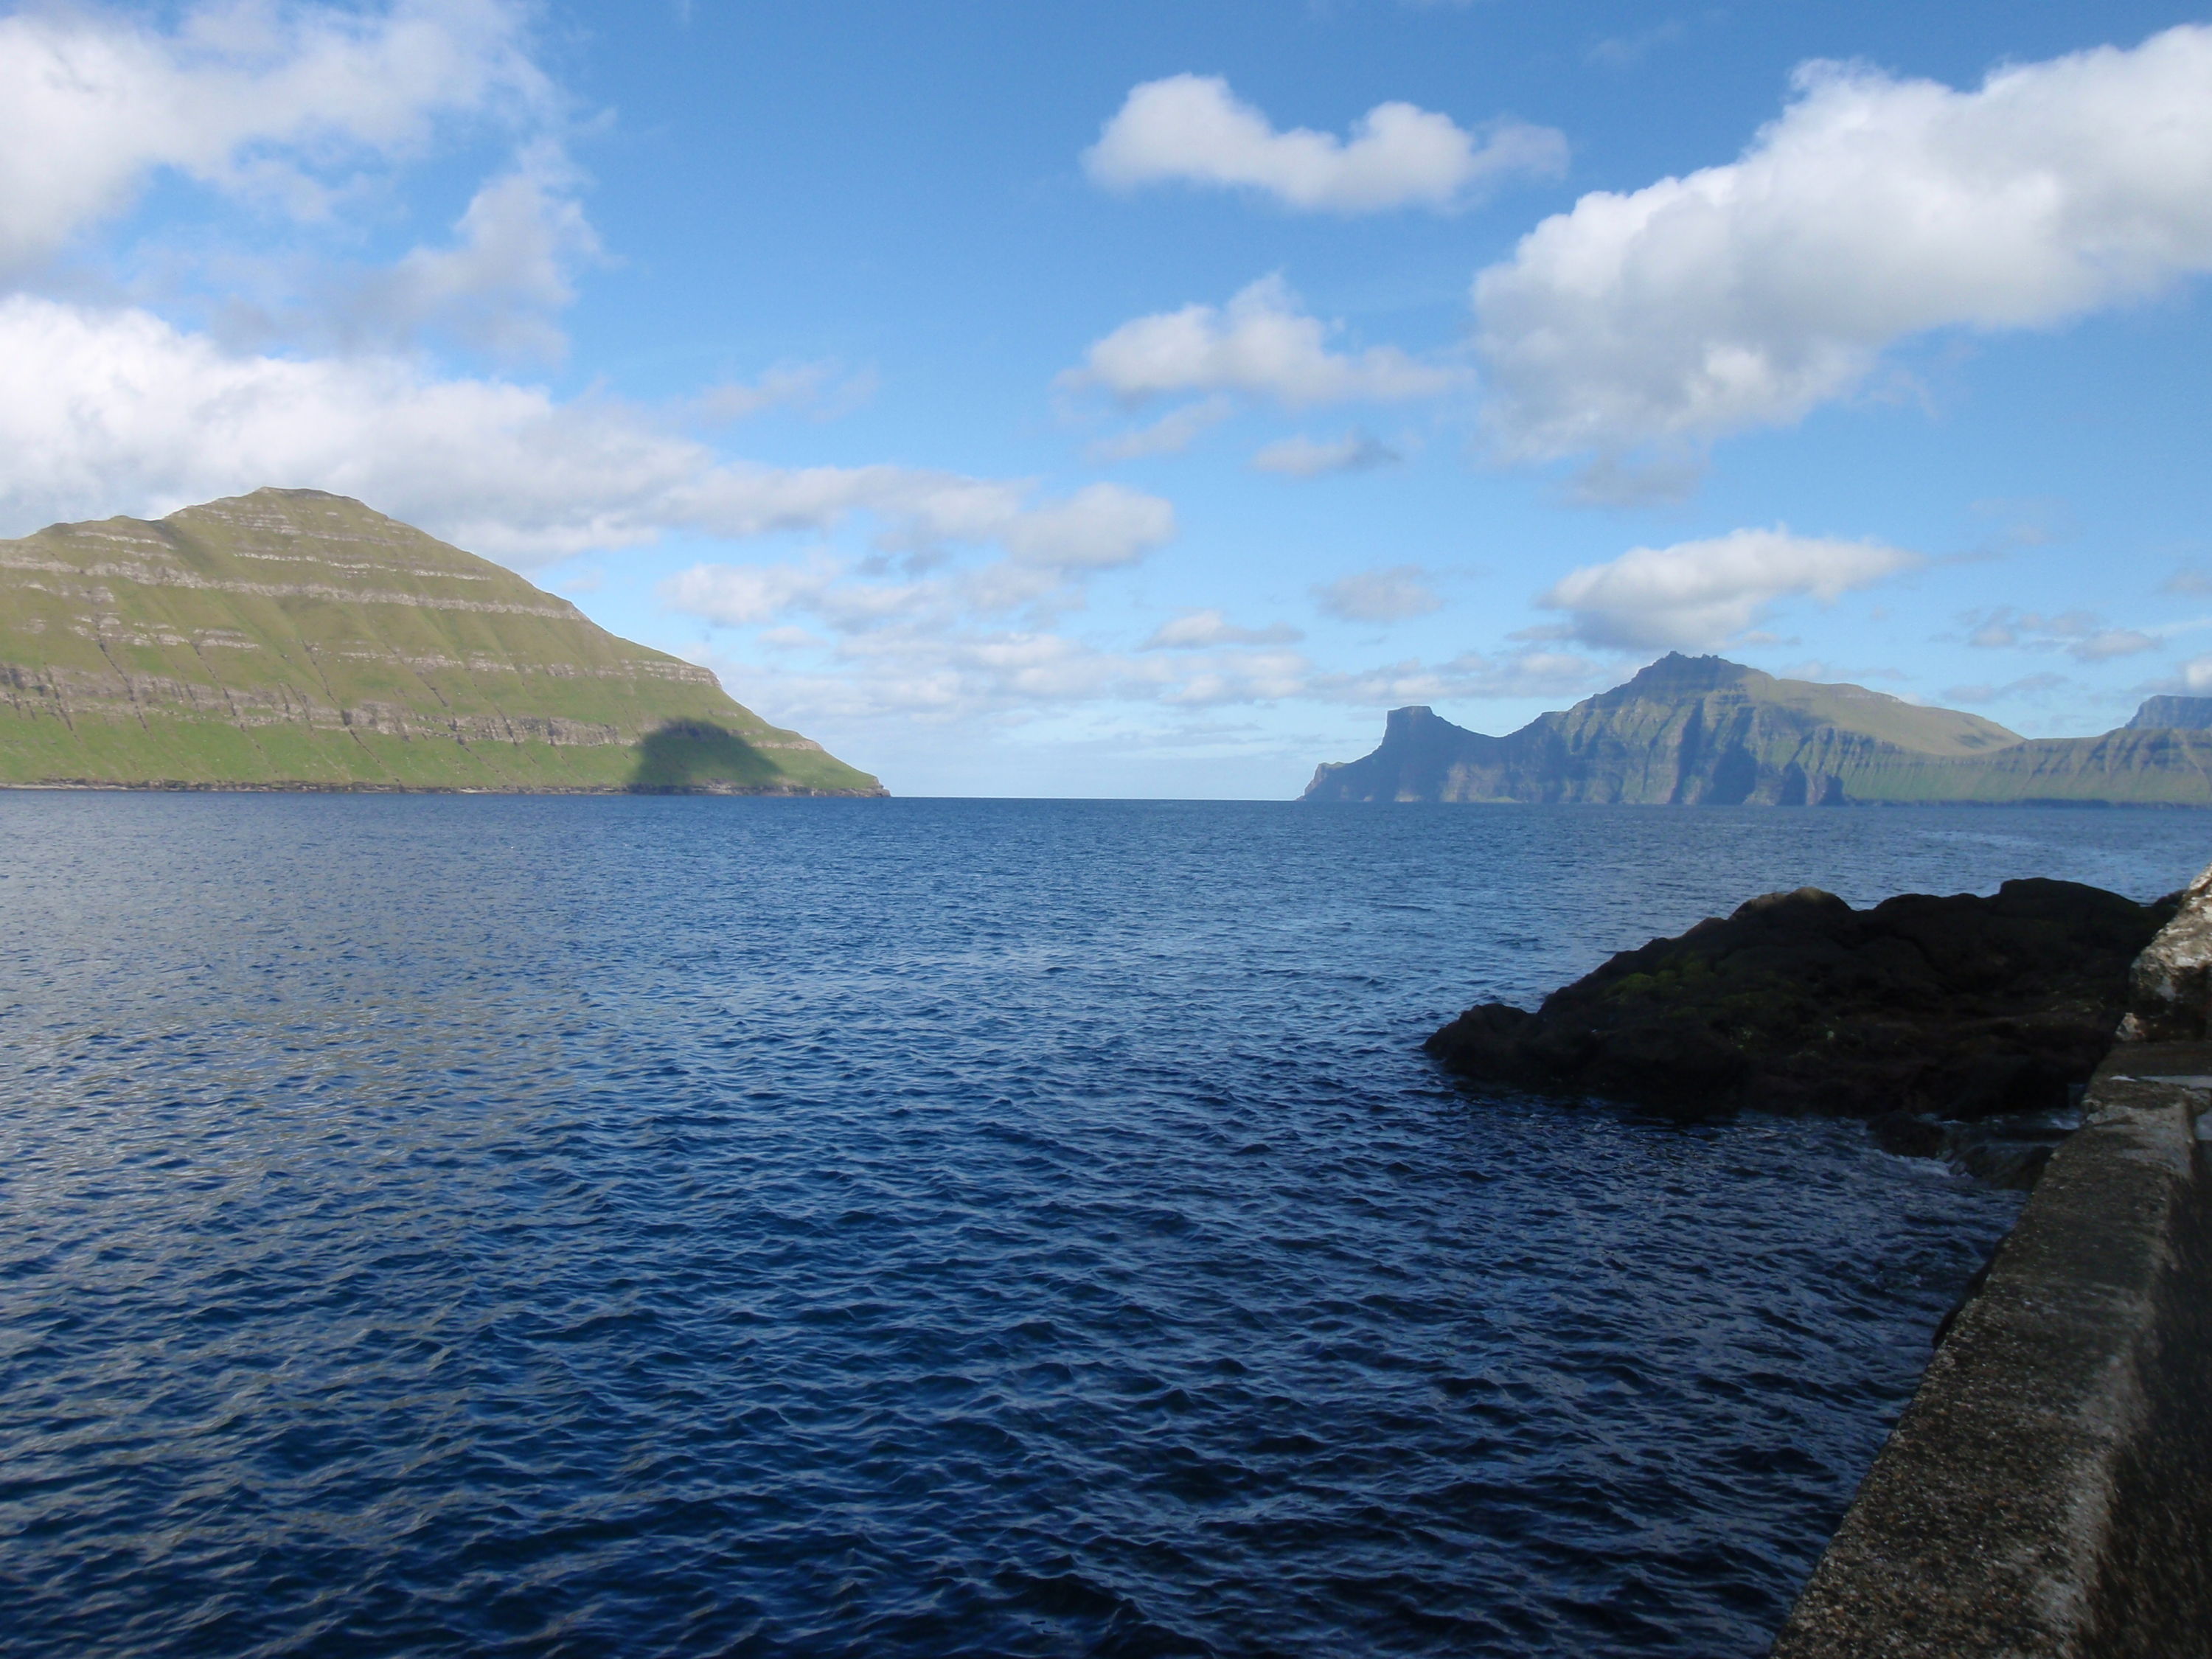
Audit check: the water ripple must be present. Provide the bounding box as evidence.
[2,796,2204,1656]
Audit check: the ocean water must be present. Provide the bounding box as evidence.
[2,796,2206,1659]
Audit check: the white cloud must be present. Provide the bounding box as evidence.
[700,625,1594,735]
[1314,564,1443,623]
[1144,610,1303,650]
[1963,605,2163,661]
[703,625,1318,726]
[1085,396,1234,462]
[0,296,1174,573]
[661,554,849,627]
[677,583,1591,734]
[0,0,551,272]
[1474,25,2212,459]
[347,140,597,361]
[1067,275,1461,408]
[1251,430,1400,478]
[658,484,1172,651]
[1084,74,1565,213]
[998,483,1174,571]
[1537,529,1921,650]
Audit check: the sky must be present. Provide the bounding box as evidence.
[3,1,2211,797]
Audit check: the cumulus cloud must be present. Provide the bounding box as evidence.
[1065,276,1462,408]
[0,296,1174,571]
[1537,529,1921,650]
[0,0,550,272]
[1083,74,1565,213]
[998,484,1175,571]
[1314,564,1444,623]
[1474,25,2212,459]
[1962,606,2162,661]
[1251,430,1400,478]
[1144,610,1303,650]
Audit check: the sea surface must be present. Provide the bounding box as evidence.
[3,796,2207,1658]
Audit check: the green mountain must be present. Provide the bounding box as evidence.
[1302,654,2212,806]
[0,488,883,796]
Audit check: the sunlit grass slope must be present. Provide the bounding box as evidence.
[0,489,884,795]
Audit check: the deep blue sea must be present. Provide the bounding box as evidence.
[3,796,2207,1658]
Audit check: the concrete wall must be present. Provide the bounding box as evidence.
[1770,1040,2212,1656]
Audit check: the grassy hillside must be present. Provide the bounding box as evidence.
[0,489,883,795]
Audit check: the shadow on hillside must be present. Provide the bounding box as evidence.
[627,720,782,793]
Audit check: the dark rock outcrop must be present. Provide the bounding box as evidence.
[1426,879,2175,1122]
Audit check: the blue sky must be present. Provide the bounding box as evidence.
[3,0,2211,796]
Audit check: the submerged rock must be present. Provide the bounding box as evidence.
[1427,878,2174,1124]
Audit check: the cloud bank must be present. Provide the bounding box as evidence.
[0,296,1175,572]
[0,0,551,272]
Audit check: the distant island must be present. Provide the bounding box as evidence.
[0,489,883,796]
[1303,654,2212,807]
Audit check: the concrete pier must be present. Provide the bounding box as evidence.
[1771,1048,2212,1655]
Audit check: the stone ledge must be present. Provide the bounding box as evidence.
[1770,1043,2212,1657]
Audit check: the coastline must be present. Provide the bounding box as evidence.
[1772,863,2212,1654]
[0,779,891,798]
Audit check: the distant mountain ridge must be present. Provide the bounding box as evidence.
[1302,655,2212,807]
[2126,695,2212,731]
[0,488,883,795]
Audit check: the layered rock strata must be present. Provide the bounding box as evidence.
[0,489,884,795]
[1304,654,2212,806]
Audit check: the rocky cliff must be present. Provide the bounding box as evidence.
[0,489,883,795]
[2126,695,2212,731]
[1304,654,2212,806]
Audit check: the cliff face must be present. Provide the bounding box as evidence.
[0,488,885,795]
[2127,695,2212,731]
[1303,654,2212,807]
